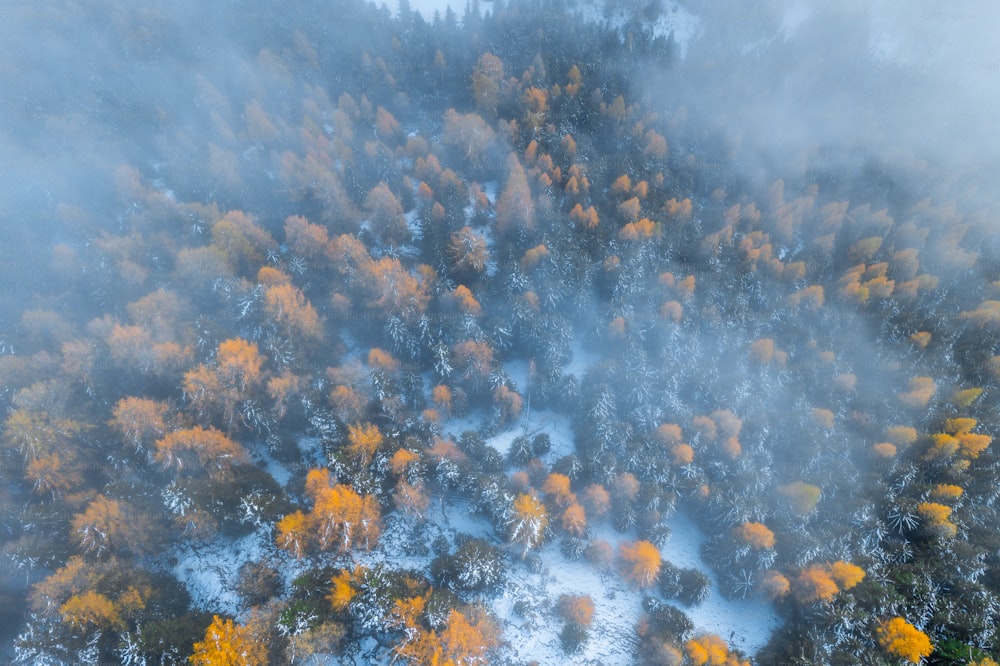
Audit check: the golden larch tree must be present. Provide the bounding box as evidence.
[618,540,661,588]
[877,617,933,664]
[190,615,268,666]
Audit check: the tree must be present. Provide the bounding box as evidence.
[275,510,309,559]
[443,110,498,172]
[736,522,775,549]
[496,153,534,236]
[346,422,383,467]
[72,495,126,557]
[392,606,499,666]
[619,540,661,588]
[558,594,595,626]
[792,565,839,603]
[877,617,933,664]
[448,227,490,274]
[759,571,790,599]
[507,493,549,556]
[190,615,268,666]
[778,481,821,514]
[110,396,169,453]
[685,633,748,666]
[184,339,266,428]
[154,426,249,478]
[472,53,504,117]
[210,210,277,276]
[283,214,330,262]
[364,182,410,245]
[59,590,123,631]
[264,283,323,342]
[276,471,382,556]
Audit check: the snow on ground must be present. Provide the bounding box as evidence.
[169,528,270,618]
[494,536,644,665]
[251,444,295,488]
[662,512,781,655]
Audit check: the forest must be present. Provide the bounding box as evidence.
[2,0,1000,664]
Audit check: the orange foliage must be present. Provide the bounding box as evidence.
[617,197,642,223]
[190,615,268,666]
[154,426,249,477]
[496,153,535,235]
[327,569,358,612]
[760,571,790,599]
[451,340,494,386]
[558,594,595,626]
[619,218,657,241]
[931,484,963,501]
[72,495,126,557]
[886,425,919,447]
[217,338,265,392]
[394,480,430,520]
[310,482,382,552]
[267,370,301,418]
[664,197,692,219]
[618,540,661,588]
[872,442,897,458]
[542,473,574,506]
[508,493,549,555]
[685,633,748,666]
[110,397,169,451]
[390,448,419,476]
[60,590,123,631]
[521,244,549,270]
[582,484,611,518]
[792,566,839,603]
[811,408,835,430]
[569,203,599,229]
[779,481,821,514]
[561,503,587,537]
[367,348,400,373]
[448,227,489,273]
[827,561,866,590]
[877,617,933,664]
[611,174,631,194]
[749,338,775,363]
[284,215,330,260]
[346,423,383,466]
[736,522,775,549]
[275,510,310,559]
[265,283,323,341]
[671,443,695,466]
[899,376,936,409]
[329,383,367,422]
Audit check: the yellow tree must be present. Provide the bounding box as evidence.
[618,540,661,588]
[496,153,535,236]
[190,615,268,666]
[346,423,383,467]
[448,227,490,274]
[264,283,323,342]
[507,493,549,556]
[736,522,775,549]
[792,565,839,603]
[364,181,409,245]
[72,495,127,557]
[308,482,381,553]
[154,426,249,478]
[110,396,169,453]
[60,590,123,632]
[877,617,933,664]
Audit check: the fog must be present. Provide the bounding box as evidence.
[659,0,1000,205]
[2,1,999,663]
